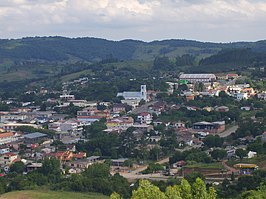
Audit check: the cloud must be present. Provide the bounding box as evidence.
[0,0,265,42]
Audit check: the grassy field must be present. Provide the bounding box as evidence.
[185,162,224,169]
[0,190,109,199]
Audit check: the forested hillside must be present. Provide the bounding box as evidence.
[0,36,266,89]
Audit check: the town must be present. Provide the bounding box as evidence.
[0,69,265,198]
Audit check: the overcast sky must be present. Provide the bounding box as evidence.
[0,0,266,42]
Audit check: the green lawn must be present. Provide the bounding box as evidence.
[0,190,109,199]
[185,162,224,169]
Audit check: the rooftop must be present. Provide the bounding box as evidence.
[180,74,216,79]
[24,132,48,139]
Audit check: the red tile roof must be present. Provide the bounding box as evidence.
[0,132,14,139]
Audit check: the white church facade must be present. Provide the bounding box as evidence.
[117,85,148,103]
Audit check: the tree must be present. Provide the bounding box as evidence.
[203,135,224,148]
[185,172,205,184]
[10,161,25,174]
[235,148,248,160]
[208,187,217,199]
[241,184,266,199]
[180,179,192,199]
[210,149,227,161]
[192,178,208,199]
[110,192,123,199]
[41,158,61,183]
[165,185,182,199]
[131,180,166,199]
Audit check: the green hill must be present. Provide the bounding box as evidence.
[0,37,266,89]
[0,190,109,199]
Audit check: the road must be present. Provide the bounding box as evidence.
[131,100,158,114]
[218,125,239,138]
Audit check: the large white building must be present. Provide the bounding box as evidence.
[117,85,147,101]
[179,74,216,83]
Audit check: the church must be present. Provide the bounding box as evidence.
[117,85,147,102]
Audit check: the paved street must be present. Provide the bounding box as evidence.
[218,125,239,138]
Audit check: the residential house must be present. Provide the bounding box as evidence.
[0,152,19,166]
[47,151,73,162]
[77,109,110,123]
[257,93,266,101]
[148,101,166,115]
[106,116,134,130]
[176,130,194,146]
[137,112,153,124]
[66,156,101,171]
[60,94,75,101]
[241,106,251,111]
[174,121,186,128]
[26,163,42,172]
[226,74,238,79]
[0,145,10,154]
[236,93,249,100]
[149,136,161,142]
[0,132,20,145]
[0,123,38,131]
[215,106,229,112]
[0,114,28,122]
[112,104,127,113]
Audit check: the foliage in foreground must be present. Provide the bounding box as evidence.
[111,178,217,199]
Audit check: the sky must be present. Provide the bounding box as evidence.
[0,0,266,42]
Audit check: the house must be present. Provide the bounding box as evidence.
[185,94,195,101]
[0,132,20,145]
[236,93,249,100]
[243,88,255,96]
[0,123,38,131]
[60,94,75,101]
[174,121,186,128]
[117,85,147,102]
[106,116,134,130]
[132,124,154,132]
[247,151,257,159]
[112,104,126,113]
[149,136,161,142]
[137,112,153,124]
[176,130,194,146]
[215,106,229,112]
[47,151,73,162]
[0,145,10,154]
[173,160,186,168]
[148,101,166,115]
[77,109,110,123]
[0,152,19,166]
[241,106,251,111]
[73,152,86,159]
[193,121,225,134]
[257,93,266,101]
[66,156,100,170]
[24,132,49,144]
[226,74,238,79]
[26,163,42,172]
[111,158,128,167]
[0,114,28,122]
